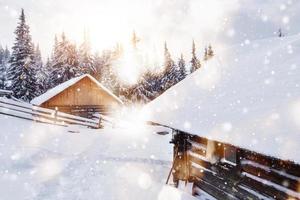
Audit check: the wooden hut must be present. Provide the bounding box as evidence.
[31,74,123,118]
[146,37,300,199]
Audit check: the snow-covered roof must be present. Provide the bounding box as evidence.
[31,74,123,105]
[146,35,300,163]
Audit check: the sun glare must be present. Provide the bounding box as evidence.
[114,45,145,85]
[111,105,151,136]
[64,0,141,51]
[40,0,240,88]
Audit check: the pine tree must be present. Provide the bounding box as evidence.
[4,46,10,63]
[0,45,6,89]
[161,42,179,90]
[6,9,37,101]
[43,57,52,90]
[3,47,10,89]
[33,44,43,69]
[163,42,174,73]
[49,33,79,88]
[33,44,45,95]
[99,50,120,94]
[92,52,103,80]
[207,44,214,58]
[203,46,208,61]
[79,31,94,75]
[190,40,201,73]
[131,31,140,49]
[177,54,187,81]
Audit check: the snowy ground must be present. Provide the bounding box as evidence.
[0,114,198,200]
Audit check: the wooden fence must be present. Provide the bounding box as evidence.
[170,130,300,200]
[0,97,101,129]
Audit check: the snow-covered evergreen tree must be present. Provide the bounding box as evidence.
[43,57,52,90]
[92,52,104,80]
[142,71,161,98]
[33,44,43,70]
[0,45,7,89]
[49,33,80,88]
[190,40,201,73]
[177,54,187,81]
[163,42,174,73]
[131,31,140,50]
[33,44,46,95]
[100,49,120,95]
[129,84,150,103]
[161,42,176,90]
[204,44,214,61]
[78,32,94,75]
[203,46,208,61]
[2,47,10,89]
[6,9,37,101]
[207,44,214,58]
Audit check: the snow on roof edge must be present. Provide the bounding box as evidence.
[31,74,123,105]
[145,35,300,164]
[148,119,300,164]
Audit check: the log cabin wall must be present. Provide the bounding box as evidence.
[171,130,300,200]
[41,77,120,117]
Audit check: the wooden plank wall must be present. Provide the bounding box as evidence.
[171,131,300,200]
[42,77,120,108]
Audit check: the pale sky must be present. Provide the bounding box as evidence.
[0,0,299,60]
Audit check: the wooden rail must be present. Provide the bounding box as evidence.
[171,131,300,200]
[0,98,101,128]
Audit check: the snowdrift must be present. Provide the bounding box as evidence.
[0,114,200,200]
[146,35,300,163]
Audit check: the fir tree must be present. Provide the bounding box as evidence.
[161,42,180,90]
[33,44,43,69]
[163,42,174,73]
[2,46,10,89]
[43,57,52,90]
[4,46,10,63]
[78,31,94,75]
[207,44,214,58]
[0,45,6,89]
[92,52,103,80]
[131,31,140,49]
[49,33,79,88]
[203,46,208,61]
[6,9,36,101]
[33,44,46,95]
[190,40,201,73]
[177,53,187,81]
[99,49,120,94]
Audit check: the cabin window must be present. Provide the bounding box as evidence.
[223,145,237,164]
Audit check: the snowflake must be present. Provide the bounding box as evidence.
[261,15,268,22]
[183,121,191,130]
[242,107,249,114]
[279,4,286,11]
[221,122,232,132]
[244,39,251,45]
[226,28,235,37]
[282,16,290,24]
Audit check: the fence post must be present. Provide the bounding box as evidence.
[170,130,192,185]
[98,116,102,129]
[54,107,58,123]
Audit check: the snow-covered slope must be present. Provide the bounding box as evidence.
[0,114,197,200]
[146,35,300,163]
